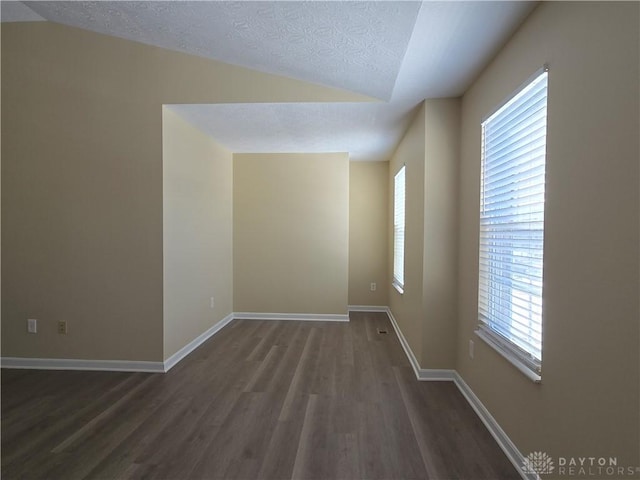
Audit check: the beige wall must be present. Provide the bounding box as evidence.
[162,108,233,360]
[389,104,426,363]
[233,153,349,315]
[422,99,460,368]
[1,22,369,361]
[348,161,389,307]
[457,1,639,470]
[388,100,460,370]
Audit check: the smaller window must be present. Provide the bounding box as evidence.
[393,166,406,293]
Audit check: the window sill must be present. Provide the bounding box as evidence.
[474,328,542,384]
[392,282,404,295]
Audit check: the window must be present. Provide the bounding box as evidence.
[476,68,548,382]
[393,166,406,293]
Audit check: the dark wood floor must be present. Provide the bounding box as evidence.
[2,312,519,480]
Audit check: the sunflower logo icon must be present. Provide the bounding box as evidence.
[523,451,555,475]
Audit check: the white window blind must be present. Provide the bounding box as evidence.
[477,68,548,380]
[393,166,406,292]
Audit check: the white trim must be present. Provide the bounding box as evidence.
[233,312,349,322]
[347,305,388,312]
[417,369,458,381]
[475,328,541,383]
[385,307,421,380]
[0,357,164,373]
[0,313,237,374]
[452,372,536,480]
[163,313,234,372]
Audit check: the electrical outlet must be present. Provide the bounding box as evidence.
[469,339,474,359]
[210,297,215,309]
[58,321,68,335]
[27,319,37,334]
[370,283,377,291]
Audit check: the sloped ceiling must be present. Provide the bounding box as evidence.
[0,0,45,22]
[3,1,538,161]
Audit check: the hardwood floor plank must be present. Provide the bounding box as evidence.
[51,374,157,454]
[1,372,153,475]
[245,321,283,362]
[42,379,180,479]
[189,391,280,479]
[256,412,308,479]
[290,393,319,480]
[15,390,163,478]
[393,365,441,478]
[243,345,282,392]
[333,431,360,480]
[2,371,127,438]
[262,324,309,396]
[277,326,320,421]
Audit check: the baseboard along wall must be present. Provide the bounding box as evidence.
[0,356,165,373]
[163,313,235,372]
[233,312,349,322]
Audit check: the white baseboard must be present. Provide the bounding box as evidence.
[0,313,236,374]
[0,357,164,373]
[163,313,234,372]
[384,306,530,480]
[348,305,389,312]
[385,307,422,380]
[452,372,535,480]
[233,312,349,322]
[417,368,458,381]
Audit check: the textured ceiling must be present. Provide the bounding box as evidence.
[24,1,422,101]
[169,102,412,162]
[0,0,45,22]
[4,1,538,161]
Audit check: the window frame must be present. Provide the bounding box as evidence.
[475,66,549,383]
[393,165,406,294]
